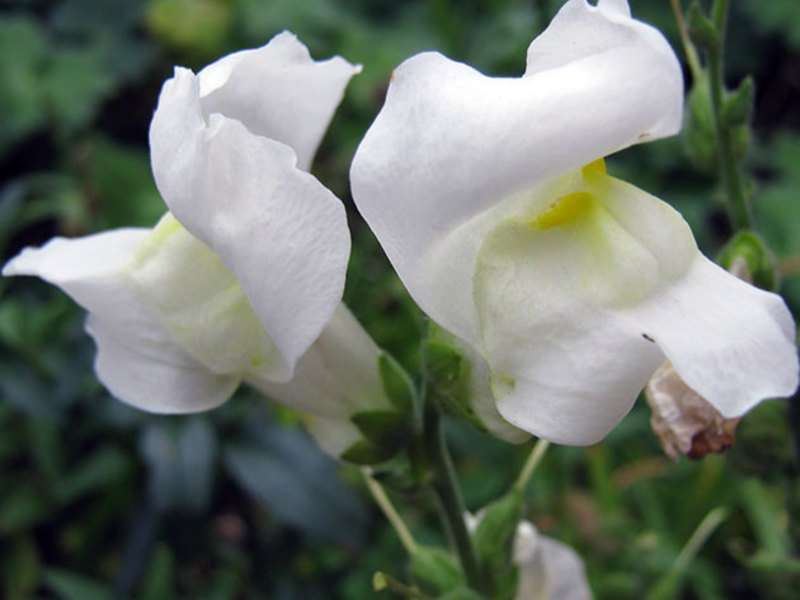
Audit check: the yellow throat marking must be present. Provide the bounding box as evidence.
[530,159,606,231]
[532,191,596,230]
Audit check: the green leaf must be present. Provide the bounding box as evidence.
[84,137,165,228]
[0,485,51,535]
[378,353,416,413]
[0,17,48,153]
[223,424,367,542]
[44,570,113,600]
[410,546,464,596]
[39,48,115,133]
[56,445,131,504]
[146,0,232,56]
[140,544,176,600]
[2,535,39,600]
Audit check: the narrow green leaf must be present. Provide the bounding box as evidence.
[140,544,176,600]
[44,570,113,600]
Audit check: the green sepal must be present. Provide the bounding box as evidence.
[410,546,464,596]
[492,566,520,600]
[472,488,524,597]
[683,76,716,173]
[341,409,415,465]
[370,464,424,495]
[340,440,400,465]
[717,230,779,291]
[437,588,484,600]
[687,2,718,49]
[352,410,414,447]
[473,488,524,568]
[722,76,754,127]
[423,338,487,433]
[378,353,416,413]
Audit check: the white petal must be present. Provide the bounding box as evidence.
[351,5,682,344]
[247,304,393,456]
[87,314,239,413]
[629,256,799,417]
[127,213,276,376]
[3,229,151,327]
[3,231,238,412]
[150,69,351,381]
[473,169,699,444]
[198,31,361,171]
[514,521,593,600]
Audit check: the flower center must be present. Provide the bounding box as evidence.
[528,159,607,231]
[531,191,596,230]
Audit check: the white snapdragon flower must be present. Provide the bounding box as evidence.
[513,521,593,600]
[3,33,391,455]
[351,0,799,444]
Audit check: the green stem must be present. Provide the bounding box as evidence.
[707,0,752,230]
[363,468,418,555]
[512,438,550,495]
[670,0,702,80]
[673,506,728,575]
[423,400,486,595]
[374,572,434,600]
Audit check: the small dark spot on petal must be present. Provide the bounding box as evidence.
[642,333,655,342]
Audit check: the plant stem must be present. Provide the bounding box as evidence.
[673,506,728,575]
[669,0,702,80]
[373,572,434,600]
[707,0,752,230]
[423,400,486,595]
[512,438,550,495]
[363,468,418,555]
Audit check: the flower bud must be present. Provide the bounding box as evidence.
[717,230,779,292]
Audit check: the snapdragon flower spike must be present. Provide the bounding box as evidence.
[351,0,799,444]
[3,33,364,422]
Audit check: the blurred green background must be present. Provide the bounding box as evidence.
[1,0,799,598]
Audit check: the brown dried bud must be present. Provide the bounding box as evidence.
[645,360,740,460]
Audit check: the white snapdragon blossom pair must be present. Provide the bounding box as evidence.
[3,33,391,457]
[351,0,799,444]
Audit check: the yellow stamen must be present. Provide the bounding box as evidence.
[531,191,595,230]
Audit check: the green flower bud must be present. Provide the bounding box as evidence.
[410,546,465,596]
[687,2,719,50]
[718,231,779,291]
[722,76,755,127]
[683,77,718,174]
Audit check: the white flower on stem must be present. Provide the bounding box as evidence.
[351,0,799,444]
[465,512,592,599]
[513,521,593,600]
[3,34,391,454]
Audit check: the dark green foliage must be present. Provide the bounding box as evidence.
[1,0,799,599]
